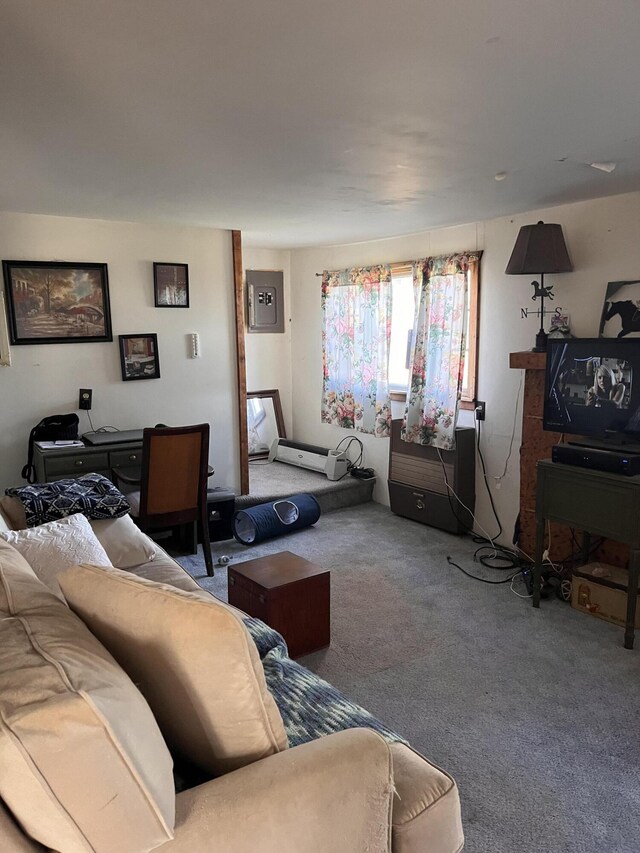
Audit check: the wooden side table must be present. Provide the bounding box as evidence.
[228,551,330,658]
[534,460,640,649]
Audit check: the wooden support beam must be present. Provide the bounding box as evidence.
[232,230,249,495]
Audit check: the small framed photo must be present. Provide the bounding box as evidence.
[2,260,112,345]
[153,262,189,308]
[119,333,160,381]
[548,312,572,339]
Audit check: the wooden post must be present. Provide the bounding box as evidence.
[232,230,249,495]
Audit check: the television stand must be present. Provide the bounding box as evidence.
[534,460,640,649]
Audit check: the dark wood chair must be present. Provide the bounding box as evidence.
[113,423,214,577]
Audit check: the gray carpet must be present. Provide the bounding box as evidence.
[176,503,640,853]
[240,459,374,511]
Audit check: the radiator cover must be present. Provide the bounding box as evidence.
[268,439,349,480]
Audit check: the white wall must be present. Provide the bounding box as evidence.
[243,246,293,434]
[289,191,640,545]
[0,213,238,493]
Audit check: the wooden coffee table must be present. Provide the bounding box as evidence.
[228,551,330,658]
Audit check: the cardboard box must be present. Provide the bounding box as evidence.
[571,562,640,629]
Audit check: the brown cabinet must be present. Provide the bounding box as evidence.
[228,551,330,658]
[388,420,475,534]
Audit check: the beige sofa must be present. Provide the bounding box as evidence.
[0,504,463,853]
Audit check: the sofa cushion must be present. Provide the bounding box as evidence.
[90,514,156,568]
[390,742,464,853]
[128,545,207,592]
[59,563,289,775]
[0,495,27,529]
[0,539,175,853]
[0,494,155,568]
[0,513,112,600]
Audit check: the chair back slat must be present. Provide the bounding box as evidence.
[139,424,209,524]
[146,432,201,515]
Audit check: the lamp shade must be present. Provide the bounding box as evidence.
[505,221,573,275]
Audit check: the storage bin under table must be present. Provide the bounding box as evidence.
[197,487,235,542]
[228,551,330,658]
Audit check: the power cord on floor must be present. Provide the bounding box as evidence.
[333,435,366,480]
[436,417,532,593]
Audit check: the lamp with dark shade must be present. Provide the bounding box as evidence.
[505,220,573,352]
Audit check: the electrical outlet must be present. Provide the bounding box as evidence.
[475,401,486,421]
[78,388,92,410]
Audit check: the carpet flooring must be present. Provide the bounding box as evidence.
[240,459,374,511]
[176,503,640,853]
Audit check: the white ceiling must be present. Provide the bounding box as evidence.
[2,0,640,247]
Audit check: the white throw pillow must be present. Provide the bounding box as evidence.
[89,515,156,568]
[0,513,112,601]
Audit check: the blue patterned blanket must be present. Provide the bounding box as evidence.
[243,616,407,747]
[6,473,130,527]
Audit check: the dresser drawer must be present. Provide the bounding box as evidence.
[46,452,109,477]
[388,480,470,534]
[48,470,111,483]
[111,448,143,469]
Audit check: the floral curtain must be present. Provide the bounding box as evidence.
[321,265,392,437]
[402,253,480,450]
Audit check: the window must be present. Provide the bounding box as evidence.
[388,270,414,392]
[388,259,480,407]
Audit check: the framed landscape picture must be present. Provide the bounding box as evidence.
[153,262,189,307]
[2,261,112,345]
[119,333,160,381]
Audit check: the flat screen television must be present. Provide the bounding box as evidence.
[543,338,640,445]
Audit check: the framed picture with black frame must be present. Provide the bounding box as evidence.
[0,291,11,366]
[2,260,112,345]
[119,333,161,381]
[153,262,189,308]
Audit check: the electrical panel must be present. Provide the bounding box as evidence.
[246,270,284,333]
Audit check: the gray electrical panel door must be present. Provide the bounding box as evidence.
[246,270,285,333]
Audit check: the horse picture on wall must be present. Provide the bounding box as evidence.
[599,280,640,338]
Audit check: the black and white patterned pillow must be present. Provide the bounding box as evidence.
[6,474,130,528]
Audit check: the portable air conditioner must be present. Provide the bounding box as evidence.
[268,438,349,481]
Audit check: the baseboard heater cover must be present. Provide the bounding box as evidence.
[268,438,349,481]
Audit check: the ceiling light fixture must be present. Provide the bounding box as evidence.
[494,172,508,181]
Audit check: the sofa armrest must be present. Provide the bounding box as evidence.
[163,729,394,853]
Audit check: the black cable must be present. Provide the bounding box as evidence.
[475,416,503,539]
[334,435,363,467]
[446,556,522,584]
[437,447,475,535]
[87,411,95,432]
[333,435,364,480]
[434,417,533,588]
